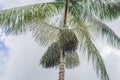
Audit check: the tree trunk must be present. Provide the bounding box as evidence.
[63,0,68,27]
[59,49,65,80]
[58,0,68,80]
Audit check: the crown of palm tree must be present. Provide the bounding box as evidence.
[0,0,120,80]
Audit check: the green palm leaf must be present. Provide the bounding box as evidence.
[86,38,109,80]
[0,1,63,35]
[29,20,60,46]
[82,0,120,20]
[91,19,120,48]
[72,20,109,80]
[69,10,120,49]
[68,0,120,21]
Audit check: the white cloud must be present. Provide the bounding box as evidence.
[1,0,54,9]
[4,33,59,80]
[104,54,120,80]
[106,17,120,37]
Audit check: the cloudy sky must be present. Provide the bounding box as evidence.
[0,0,120,80]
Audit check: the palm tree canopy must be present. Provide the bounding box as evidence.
[0,0,120,34]
[0,0,120,80]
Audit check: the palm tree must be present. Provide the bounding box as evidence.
[0,0,120,80]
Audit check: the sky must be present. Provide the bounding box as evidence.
[0,0,120,80]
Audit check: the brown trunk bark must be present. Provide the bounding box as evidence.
[63,0,68,27]
[59,49,65,80]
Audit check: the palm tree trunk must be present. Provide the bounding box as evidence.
[63,0,68,27]
[59,49,65,80]
[59,0,68,80]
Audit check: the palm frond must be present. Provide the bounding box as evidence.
[29,20,60,46]
[69,3,120,49]
[0,1,63,35]
[71,20,109,80]
[83,0,120,20]
[68,0,120,21]
[85,38,109,80]
[90,19,120,49]
[69,2,87,22]
[70,7,120,49]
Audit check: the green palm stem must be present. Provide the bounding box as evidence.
[59,0,68,80]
